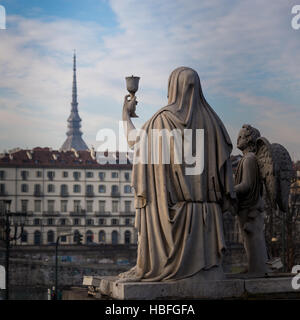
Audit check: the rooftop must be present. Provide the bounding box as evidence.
[0,147,132,169]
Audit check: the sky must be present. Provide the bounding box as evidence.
[0,0,299,159]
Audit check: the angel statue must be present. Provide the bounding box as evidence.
[235,124,293,276]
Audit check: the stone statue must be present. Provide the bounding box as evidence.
[120,67,236,282]
[235,124,293,276]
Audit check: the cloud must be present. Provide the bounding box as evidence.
[0,0,299,159]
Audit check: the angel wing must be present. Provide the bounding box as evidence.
[271,143,294,211]
[255,137,294,212]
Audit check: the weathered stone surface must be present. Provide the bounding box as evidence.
[91,276,245,300]
[245,277,296,294]
[82,276,102,287]
[62,287,95,300]
[84,275,298,300]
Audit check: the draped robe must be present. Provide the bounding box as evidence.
[129,67,235,282]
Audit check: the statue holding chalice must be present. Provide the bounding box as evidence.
[122,75,140,150]
[124,75,140,118]
[120,67,236,283]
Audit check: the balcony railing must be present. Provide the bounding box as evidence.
[34,190,43,197]
[95,211,111,217]
[0,191,8,196]
[43,211,60,216]
[119,211,135,216]
[111,191,120,198]
[22,211,33,216]
[86,191,94,197]
[60,191,69,197]
[70,210,86,216]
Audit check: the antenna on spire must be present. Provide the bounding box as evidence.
[73,49,76,71]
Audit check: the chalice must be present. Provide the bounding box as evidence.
[125,75,140,118]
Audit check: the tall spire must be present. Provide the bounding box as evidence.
[72,50,78,107]
[61,52,89,151]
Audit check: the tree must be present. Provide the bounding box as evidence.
[264,164,300,271]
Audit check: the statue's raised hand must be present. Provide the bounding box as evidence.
[123,94,138,118]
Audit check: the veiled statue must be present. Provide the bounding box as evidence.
[120,67,236,282]
[235,124,293,275]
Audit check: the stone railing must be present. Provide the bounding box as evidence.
[70,210,86,216]
[119,211,135,216]
[43,211,60,217]
[94,211,111,217]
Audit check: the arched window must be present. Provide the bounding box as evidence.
[124,185,131,193]
[73,184,81,193]
[73,230,80,243]
[99,172,105,181]
[21,184,28,193]
[34,231,42,245]
[111,185,119,193]
[60,218,67,226]
[21,230,28,243]
[86,185,94,196]
[99,218,106,225]
[124,231,131,244]
[61,184,68,196]
[99,231,106,243]
[73,171,81,180]
[47,230,54,243]
[112,231,118,244]
[87,219,94,226]
[34,184,42,194]
[98,185,106,193]
[86,230,93,244]
[112,219,119,225]
[124,172,130,181]
[48,184,55,193]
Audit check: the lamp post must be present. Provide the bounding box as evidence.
[54,235,60,300]
[282,210,286,272]
[53,232,82,300]
[0,200,27,300]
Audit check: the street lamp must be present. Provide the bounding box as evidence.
[0,200,27,300]
[53,231,83,300]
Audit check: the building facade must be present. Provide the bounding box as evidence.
[0,148,136,246]
[0,54,247,247]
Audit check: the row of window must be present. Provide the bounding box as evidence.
[31,217,132,226]
[22,230,132,245]
[18,183,132,194]
[20,199,132,213]
[10,170,130,181]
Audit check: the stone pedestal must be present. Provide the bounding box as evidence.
[82,274,300,300]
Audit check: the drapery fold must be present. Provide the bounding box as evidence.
[130,67,235,281]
